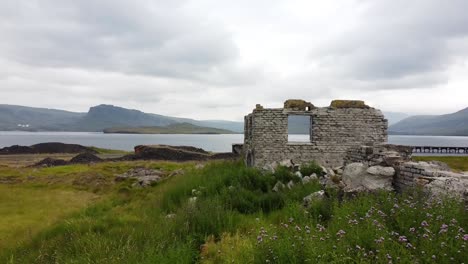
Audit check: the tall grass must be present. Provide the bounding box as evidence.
[1,160,466,263]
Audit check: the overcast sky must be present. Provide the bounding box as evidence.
[1,0,467,121]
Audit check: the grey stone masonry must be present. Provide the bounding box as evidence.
[243,99,388,168]
[345,144,413,166]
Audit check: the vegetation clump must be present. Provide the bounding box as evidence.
[330,100,369,109]
[0,159,466,263]
[300,160,324,176]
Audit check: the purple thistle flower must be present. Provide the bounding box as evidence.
[398,236,408,242]
[439,224,448,234]
[463,234,468,241]
[257,235,263,243]
[336,230,346,238]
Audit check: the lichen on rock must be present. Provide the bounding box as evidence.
[330,100,369,109]
[283,99,314,111]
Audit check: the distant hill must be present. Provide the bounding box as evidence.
[103,123,235,134]
[389,107,468,136]
[0,104,84,131]
[384,112,410,125]
[0,104,244,133]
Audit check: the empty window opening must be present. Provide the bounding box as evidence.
[288,115,312,142]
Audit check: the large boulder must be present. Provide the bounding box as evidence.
[362,166,395,191]
[423,172,468,200]
[342,163,368,192]
[342,163,395,192]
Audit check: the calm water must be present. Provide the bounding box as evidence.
[1,132,468,153]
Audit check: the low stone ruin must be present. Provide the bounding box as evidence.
[264,144,468,201]
[344,144,468,200]
[243,99,388,168]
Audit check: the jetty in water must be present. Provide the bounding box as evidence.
[411,146,468,154]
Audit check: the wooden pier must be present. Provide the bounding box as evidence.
[411,146,468,154]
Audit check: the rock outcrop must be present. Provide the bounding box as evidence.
[0,142,97,155]
[342,163,395,192]
[115,168,165,187]
[126,145,238,161]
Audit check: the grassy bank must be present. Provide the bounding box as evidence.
[0,159,466,263]
[414,156,468,171]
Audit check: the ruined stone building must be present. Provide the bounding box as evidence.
[243,99,388,168]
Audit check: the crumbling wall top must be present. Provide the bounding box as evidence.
[330,100,369,109]
[283,99,314,111]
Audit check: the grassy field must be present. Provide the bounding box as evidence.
[414,156,468,171]
[0,186,98,250]
[0,156,466,263]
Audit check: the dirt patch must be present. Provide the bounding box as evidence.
[33,157,69,167]
[70,153,103,164]
[124,145,238,162]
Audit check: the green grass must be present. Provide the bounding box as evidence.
[414,156,468,171]
[0,185,98,250]
[0,159,466,263]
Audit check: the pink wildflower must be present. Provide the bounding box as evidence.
[398,236,408,242]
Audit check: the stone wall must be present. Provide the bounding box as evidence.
[395,162,468,200]
[343,145,468,200]
[345,144,413,166]
[243,100,388,168]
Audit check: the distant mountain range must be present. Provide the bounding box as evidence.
[103,123,236,134]
[389,107,468,136]
[0,104,243,133]
[2,104,466,136]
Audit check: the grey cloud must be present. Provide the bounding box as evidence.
[311,0,468,85]
[0,0,240,81]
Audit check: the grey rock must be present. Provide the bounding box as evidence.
[302,176,311,185]
[272,181,285,192]
[303,190,325,207]
[287,180,295,189]
[166,213,176,219]
[280,159,294,169]
[188,197,197,205]
[342,163,368,192]
[366,166,395,177]
[295,171,303,179]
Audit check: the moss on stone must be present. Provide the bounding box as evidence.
[330,100,369,109]
[283,99,314,111]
